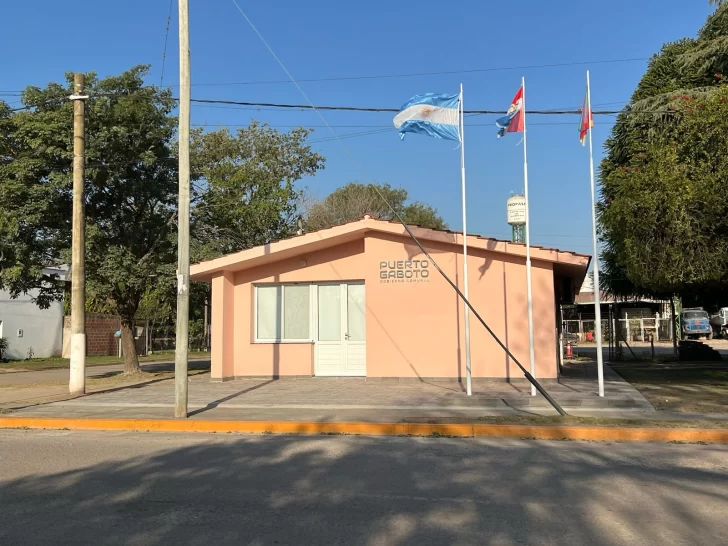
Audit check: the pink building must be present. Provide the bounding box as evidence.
[190,216,590,382]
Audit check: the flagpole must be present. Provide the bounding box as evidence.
[459,83,472,396]
[522,76,537,397]
[586,69,605,397]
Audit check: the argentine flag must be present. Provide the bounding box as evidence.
[393,93,461,142]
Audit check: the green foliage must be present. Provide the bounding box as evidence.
[599,4,728,303]
[188,318,206,350]
[0,66,177,372]
[136,279,176,325]
[0,337,8,360]
[0,68,327,369]
[305,182,447,231]
[190,123,325,261]
[0,66,178,308]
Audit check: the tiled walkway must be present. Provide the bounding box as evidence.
[9,361,654,421]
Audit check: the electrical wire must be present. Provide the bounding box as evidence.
[180,57,649,87]
[160,0,175,87]
[229,0,567,413]
[307,128,393,143]
[4,89,662,117]
[185,96,640,115]
[191,121,588,129]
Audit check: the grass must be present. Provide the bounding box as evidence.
[473,415,728,429]
[613,367,728,414]
[0,351,209,371]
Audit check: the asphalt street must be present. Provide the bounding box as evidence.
[0,431,726,545]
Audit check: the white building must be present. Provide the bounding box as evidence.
[0,266,66,360]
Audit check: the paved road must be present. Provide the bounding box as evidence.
[1,431,726,545]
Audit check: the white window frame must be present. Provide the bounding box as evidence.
[253,283,315,343]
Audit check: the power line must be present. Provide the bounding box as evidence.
[185,96,641,115]
[3,90,672,118]
[308,128,393,143]
[229,0,568,408]
[176,57,649,87]
[1,89,658,117]
[192,121,586,129]
[193,103,287,112]
[160,0,175,87]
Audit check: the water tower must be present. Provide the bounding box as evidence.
[506,193,526,243]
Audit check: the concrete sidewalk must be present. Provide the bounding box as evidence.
[0,361,210,408]
[4,361,662,422]
[10,401,728,425]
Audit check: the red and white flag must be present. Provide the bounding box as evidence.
[579,87,594,145]
[495,86,525,138]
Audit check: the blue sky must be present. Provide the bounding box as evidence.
[0,1,715,256]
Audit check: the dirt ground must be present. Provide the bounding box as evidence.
[0,369,207,409]
[613,367,728,413]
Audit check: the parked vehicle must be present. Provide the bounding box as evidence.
[681,309,712,340]
[710,307,728,338]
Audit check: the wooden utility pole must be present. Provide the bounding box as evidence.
[69,73,87,396]
[175,0,191,418]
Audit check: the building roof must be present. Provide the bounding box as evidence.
[190,216,591,281]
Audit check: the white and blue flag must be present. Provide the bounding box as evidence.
[393,93,461,141]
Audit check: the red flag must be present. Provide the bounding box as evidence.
[579,88,593,145]
[496,86,524,137]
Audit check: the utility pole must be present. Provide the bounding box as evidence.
[175,0,191,418]
[203,295,209,351]
[69,73,87,396]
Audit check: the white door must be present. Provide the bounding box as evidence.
[345,283,366,375]
[315,283,366,376]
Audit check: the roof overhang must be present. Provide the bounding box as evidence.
[190,217,591,282]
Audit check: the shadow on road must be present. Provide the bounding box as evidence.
[0,433,727,544]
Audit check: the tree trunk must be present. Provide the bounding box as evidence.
[121,321,142,375]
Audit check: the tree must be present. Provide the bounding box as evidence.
[599,4,728,304]
[1,69,327,371]
[0,66,178,373]
[305,182,447,232]
[190,123,325,260]
[601,89,728,298]
[129,122,326,348]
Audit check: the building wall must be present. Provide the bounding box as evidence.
[218,239,366,379]
[210,233,558,380]
[0,289,64,360]
[62,313,121,357]
[364,233,556,379]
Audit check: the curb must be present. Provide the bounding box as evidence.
[1,417,727,443]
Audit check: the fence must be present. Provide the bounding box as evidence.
[564,315,672,344]
[562,309,728,362]
[145,321,210,354]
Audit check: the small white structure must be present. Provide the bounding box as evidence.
[506,194,527,225]
[506,194,527,243]
[0,266,66,360]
